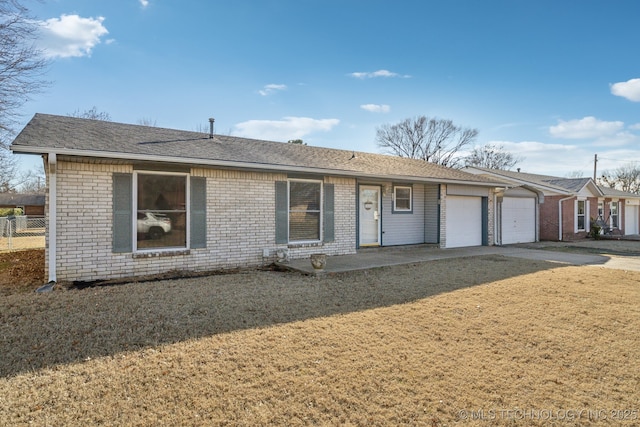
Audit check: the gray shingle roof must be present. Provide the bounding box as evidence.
[465,167,599,194]
[466,167,640,198]
[11,114,500,186]
[598,185,640,198]
[0,193,45,206]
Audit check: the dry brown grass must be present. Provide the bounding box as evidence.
[0,249,45,295]
[1,255,639,426]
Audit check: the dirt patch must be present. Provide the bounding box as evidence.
[1,256,639,426]
[0,249,45,295]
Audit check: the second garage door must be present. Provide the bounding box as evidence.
[501,197,536,244]
[446,195,482,248]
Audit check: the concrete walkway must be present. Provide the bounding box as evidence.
[280,242,640,274]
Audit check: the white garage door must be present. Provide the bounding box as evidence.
[446,196,482,248]
[502,197,536,244]
[625,205,639,235]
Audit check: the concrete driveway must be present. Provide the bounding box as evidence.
[282,239,640,274]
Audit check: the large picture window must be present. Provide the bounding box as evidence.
[289,180,322,242]
[136,173,187,250]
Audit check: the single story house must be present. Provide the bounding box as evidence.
[464,167,640,242]
[0,193,45,216]
[11,114,504,283]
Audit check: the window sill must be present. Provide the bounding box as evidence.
[288,242,323,249]
[133,249,190,259]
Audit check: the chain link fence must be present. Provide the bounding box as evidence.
[0,216,46,252]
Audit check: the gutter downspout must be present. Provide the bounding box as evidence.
[48,153,57,283]
[558,195,574,241]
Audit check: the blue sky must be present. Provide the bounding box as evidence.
[14,0,640,178]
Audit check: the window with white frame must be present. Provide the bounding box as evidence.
[289,179,322,242]
[597,201,604,220]
[393,185,412,212]
[576,200,586,231]
[135,172,187,250]
[610,201,619,228]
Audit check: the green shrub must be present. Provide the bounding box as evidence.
[589,218,602,239]
[0,208,22,217]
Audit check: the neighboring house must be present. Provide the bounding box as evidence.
[0,193,45,216]
[11,114,503,283]
[465,167,640,242]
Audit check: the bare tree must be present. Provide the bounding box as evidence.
[600,162,640,194]
[16,164,45,193]
[565,170,585,178]
[0,0,49,192]
[68,106,112,121]
[0,148,17,192]
[376,116,478,168]
[137,117,157,127]
[0,0,49,133]
[464,143,522,170]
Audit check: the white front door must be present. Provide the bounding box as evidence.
[359,185,381,246]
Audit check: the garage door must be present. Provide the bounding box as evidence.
[502,197,536,244]
[446,196,482,248]
[625,205,639,235]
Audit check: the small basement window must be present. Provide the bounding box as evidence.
[393,185,412,213]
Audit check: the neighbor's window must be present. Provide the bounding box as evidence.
[610,201,619,228]
[136,172,187,250]
[597,201,604,220]
[289,179,322,242]
[393,185,412,212]
[577,200,586,231]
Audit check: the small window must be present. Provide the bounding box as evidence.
[135,172,187,250]
[393,185,412,212]
[577,200,586,231]
[289,179,322,242]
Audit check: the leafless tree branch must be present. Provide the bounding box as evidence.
[376,116,478,168]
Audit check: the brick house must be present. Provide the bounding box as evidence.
[465,167,640,241]
[11,114,503,284]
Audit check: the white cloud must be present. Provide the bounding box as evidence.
[349,69,410,79]
[140,0,150,7]
[233,117,340,141]
[258,84,287,96]
[360,104,390,113]
[36,14,109,58]
[630,123,640,130]
[610,78,640,102]
[549,116,624,139]
[485,140,584,176]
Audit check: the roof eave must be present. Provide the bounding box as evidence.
[11,145,501,188]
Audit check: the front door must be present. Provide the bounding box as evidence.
[359,185,381,246]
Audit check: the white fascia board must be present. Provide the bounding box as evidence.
[11,146,502,188]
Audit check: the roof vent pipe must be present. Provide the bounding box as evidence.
[209,118,215,139]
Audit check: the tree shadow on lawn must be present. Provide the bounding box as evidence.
[0,255,589,378]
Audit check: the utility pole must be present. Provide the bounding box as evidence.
[593,154,598,181]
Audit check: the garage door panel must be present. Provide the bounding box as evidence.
[625,205,639,235]
[502,197,535,244]
[446,196,482,248]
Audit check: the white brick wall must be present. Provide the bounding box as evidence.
[49,161,357,282]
